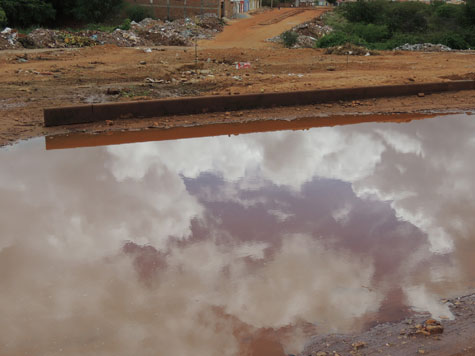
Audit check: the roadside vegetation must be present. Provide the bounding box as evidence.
[281,30,299,47]
[0,0,145,30]
[317,0,475,50]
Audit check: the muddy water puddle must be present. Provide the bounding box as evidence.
[1,113,475,355]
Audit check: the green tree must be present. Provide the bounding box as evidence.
[340,0,387,24]
[44,0,123,23]
[386,2,429,33]
[125,3,153,22]
[45,0,76,21]
[0,5,7,27]
[0,0,55,27]
[69,0,123,22]
[464,0,475,25]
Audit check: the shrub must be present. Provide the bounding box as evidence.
[69,0,123,23]
[429,31,469,49]
[0,0,56,27]
[321,11,347,32]
[119,18,131,30]
[464,0,475,26]
[379,32,423,49]
[125,4,153,22]
[322,0,474,50]
[386,3,429,33]
[316,31,367,48]
[0,6,6,27]
[281,31,298,48]
[435,4,461,19]
[346,23,390,43]
[339,0,387,24]
[462,26,475,47]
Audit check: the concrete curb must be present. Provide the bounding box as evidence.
[44,80,475,127]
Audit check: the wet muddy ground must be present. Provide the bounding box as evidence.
[1,89,475,148]
[1,113,475,355]
[302,293,475,355]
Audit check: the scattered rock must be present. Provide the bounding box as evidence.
[352,341,366,350]
[410,319,444,336]
[418,92,425,97]
[395,43,452,52]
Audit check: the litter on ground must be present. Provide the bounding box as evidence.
[0,15,224,50]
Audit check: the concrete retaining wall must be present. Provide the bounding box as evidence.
[44,80,475,127]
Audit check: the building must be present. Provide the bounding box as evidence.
[125,0,258,20]
[295,0,315,6]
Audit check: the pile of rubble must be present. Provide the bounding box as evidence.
[0,28,22,50]
[268,16,332,48]
[325,43,378,56]
[395,43,452,52]
[0,14,224,50]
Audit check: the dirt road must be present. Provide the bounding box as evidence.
[201,8,327,48]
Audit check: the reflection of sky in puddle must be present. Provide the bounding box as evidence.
[1,114,475,355]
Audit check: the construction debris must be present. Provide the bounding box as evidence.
[395,43,452,52]
[325,43,379,56]
[0,15,224,50]
[0,27,22,50]
[267,15,332,48]
[292,17,332,39]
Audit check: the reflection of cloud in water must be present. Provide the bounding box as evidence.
[105,113,475,321]
[0,228,379,355]
[107,114,475,256]
[1,114,475,355]
[404,285,453,320]
[0,140,202,255]
[0,244,239,356]
[0,139,382,355]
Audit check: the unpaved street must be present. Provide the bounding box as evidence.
[201,8,326,48]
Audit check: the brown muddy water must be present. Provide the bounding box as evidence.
[1,113,475,356]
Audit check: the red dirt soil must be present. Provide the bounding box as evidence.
[1,8,474,147]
